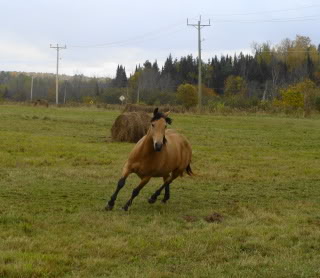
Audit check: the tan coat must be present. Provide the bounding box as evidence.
[106,109,193,211]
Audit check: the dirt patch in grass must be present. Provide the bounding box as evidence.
[204,212,224,223]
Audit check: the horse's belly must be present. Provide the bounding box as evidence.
[134,163,172,178]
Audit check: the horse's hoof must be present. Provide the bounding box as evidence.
[122,206,129,211]
[162,199,168,203]
[148,198,156,204]
[105,205,113,211]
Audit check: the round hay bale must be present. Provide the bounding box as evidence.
[123,104,155,113]
[111,112,151,143]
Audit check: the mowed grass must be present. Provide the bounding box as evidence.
[0,104,320,278]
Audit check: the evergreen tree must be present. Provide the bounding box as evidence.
[162,54,176,78]
[152,60,159,73]
[112,65,127,88]
[178,55,197,84]
[143,60,152,70]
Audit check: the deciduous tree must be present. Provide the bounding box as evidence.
[177,83,198,109]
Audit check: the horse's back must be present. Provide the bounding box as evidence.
[166,129,191,150]
[165,129,192,170]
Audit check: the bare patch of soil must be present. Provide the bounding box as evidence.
[204,213,224,223]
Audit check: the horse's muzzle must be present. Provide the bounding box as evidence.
[154,142,163,152]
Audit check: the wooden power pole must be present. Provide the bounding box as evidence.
[50,44,66,105]
[187,16,210,112]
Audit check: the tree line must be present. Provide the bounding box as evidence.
[1,35,320,111]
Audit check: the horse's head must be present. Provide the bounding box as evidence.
[150,108,172,152]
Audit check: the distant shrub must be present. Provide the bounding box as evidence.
[197,84,219,105]
[279,87,304,108]
[275,79,320,116]
[177,84,198,109]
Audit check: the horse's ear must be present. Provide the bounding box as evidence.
[164,111,170,118]
[153,108,159,115]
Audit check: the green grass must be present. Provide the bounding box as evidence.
[0,104,320,278]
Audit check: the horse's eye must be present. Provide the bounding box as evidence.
[152,123,155,128]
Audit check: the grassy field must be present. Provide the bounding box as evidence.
[0,104,320,278]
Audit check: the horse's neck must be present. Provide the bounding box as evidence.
[140,129,154,155]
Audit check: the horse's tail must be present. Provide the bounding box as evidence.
[186,164,194,176]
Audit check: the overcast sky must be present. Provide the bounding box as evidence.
[1,0,319,77]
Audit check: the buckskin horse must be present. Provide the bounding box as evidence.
[106,108,193,211]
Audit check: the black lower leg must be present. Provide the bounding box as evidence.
[148,183,167,204]
[122,177,150,211]
[162,184,170,203]
[123,187,141,211]
[105,177,126,210]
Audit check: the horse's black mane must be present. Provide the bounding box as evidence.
[151,108,172,125]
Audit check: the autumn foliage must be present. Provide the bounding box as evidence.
[224,75,247,96]
[177,84,198,109]
[275,79,320,115]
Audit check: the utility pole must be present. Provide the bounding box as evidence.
[30,76,34,102]
[50,44,66,105]
[187,16,210,112]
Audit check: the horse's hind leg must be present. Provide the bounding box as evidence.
[148,176,169,204]
[162,171,179,203]
[123,176,151,211]
[162,185,170,203]
[149,172,179,204]
[105,165,131,211]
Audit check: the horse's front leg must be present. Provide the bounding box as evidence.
[105,165,131,211]
[123,176,151,211]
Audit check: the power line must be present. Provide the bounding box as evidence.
[203,4,320,17]
[68,7,319,50]
[187,16,211,112]
[210,14,320,24]
[50,44,67,105]
[69,20,186,48]
[95,26,188,49]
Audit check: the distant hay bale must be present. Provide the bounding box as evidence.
[123,104,186,114]
[33,99,49,107]
[123,104,155,113]
[111,112,151,143]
